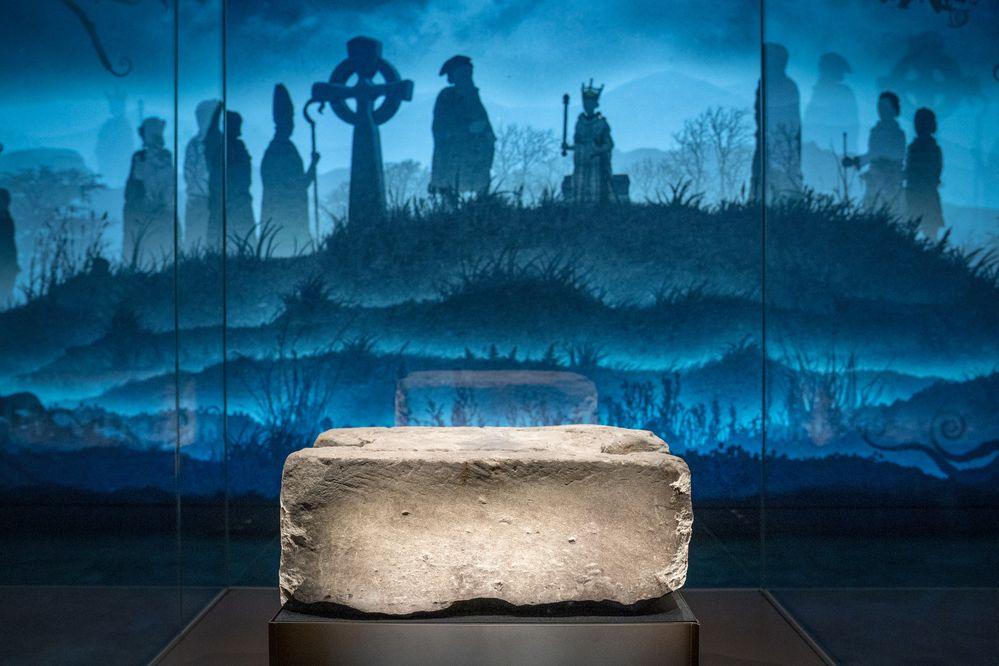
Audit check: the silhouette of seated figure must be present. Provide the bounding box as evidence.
[843,92,906,215]
[904,107,944,239]
[0,188,18,305]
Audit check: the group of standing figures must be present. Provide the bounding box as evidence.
[123,84,319,266]
[119,51,625,267]
[40,42,951,272]
[752,42,945,239]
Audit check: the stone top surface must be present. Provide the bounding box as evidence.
[311,425,670,457]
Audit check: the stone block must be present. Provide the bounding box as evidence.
[280,425,692,615]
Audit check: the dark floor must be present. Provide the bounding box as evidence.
[771,588,999,665]
[155,588,829,665]
[0,586,220,666]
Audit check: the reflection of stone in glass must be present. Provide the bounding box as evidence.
[395,370,598,427]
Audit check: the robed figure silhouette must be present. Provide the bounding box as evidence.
[905,107,944,239]
[205,105,255,248]
[429,55,495,196]
[804,52,859,153]
[261,84,319,256]
[184,99,220,250]
[0,188,18,304]
[123,117,174,267]
[567,81,614,203]
[844,92,906,214]
[751,43,803,201]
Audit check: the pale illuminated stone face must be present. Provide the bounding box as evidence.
[279,425,692,615]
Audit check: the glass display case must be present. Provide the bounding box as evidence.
[0,0,995,663]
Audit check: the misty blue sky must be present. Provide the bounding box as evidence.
[1,0,997,214]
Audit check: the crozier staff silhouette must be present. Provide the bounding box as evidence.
[843,92,906,214]
[307,36,413,226]
[429,55,495,197]
[261,84,319,256]
[123,117,173,267]
[562,80,615,203]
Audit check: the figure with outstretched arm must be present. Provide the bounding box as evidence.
[843,91,906,215]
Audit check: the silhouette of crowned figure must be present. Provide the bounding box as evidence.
[123,117,174,267]
[804,52,859,153]
[205,104,255,248]
[96,88,134,187]
[261,84,319,256]
[751,43,803,202]
[843,92,906,215]
[429,55,495,196]
[905,107,945,239]
[0,188,18,305]
[566,80,614,203]
[184,99,220,251]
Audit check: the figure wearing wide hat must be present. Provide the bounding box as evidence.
[429,55,495,196]
[262,83,319,256]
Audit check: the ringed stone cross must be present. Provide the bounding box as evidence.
[308,36,413,226]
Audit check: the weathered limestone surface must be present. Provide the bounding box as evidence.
[280,425,692,615]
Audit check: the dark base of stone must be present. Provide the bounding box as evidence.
[270,592,699,665]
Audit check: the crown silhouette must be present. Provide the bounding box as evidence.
[581,78,604,100]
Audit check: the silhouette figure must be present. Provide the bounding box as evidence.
[308,36,414,226]
[564,80,614,203]
[123,117,174,267]
[429,55,495,196]
[205,104,255,247]
[905,107,944,239]
[184,99,220,251]
[261,84,319,257]
[804,52,859,153]
[843,92,906,214]
[751,43,802,201]
[0,188,18,305]
[95,88,134,186]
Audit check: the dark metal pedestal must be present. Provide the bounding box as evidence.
[269,592,699,665]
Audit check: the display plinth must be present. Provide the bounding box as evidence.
[269,592,699,665]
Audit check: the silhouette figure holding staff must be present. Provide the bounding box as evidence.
[262,84,319,256]
[123,117,173,267]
